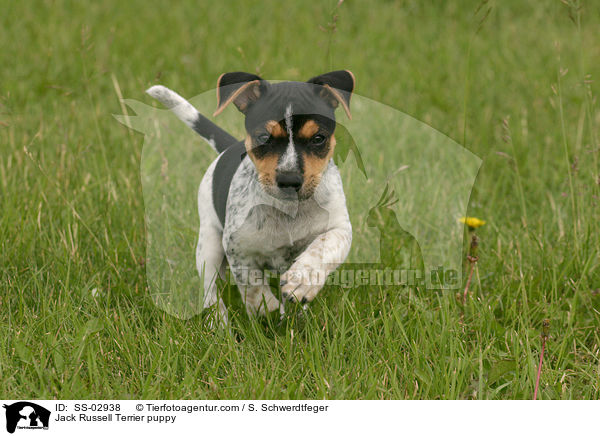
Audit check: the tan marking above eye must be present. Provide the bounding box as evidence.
[298,120,320,139]
[265,120,287,138]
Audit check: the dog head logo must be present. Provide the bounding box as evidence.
[3,402,50,433]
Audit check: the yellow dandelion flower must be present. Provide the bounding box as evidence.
[459,216,486,230]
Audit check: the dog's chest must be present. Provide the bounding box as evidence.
[224,201,329,270]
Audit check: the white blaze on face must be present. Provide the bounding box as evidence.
[279,103,297,171]
[284,103,293,138]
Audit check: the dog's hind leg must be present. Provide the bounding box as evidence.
[196,222,227,326]
[196,162,228,327]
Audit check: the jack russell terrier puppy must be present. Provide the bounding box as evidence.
[147,70,354,324]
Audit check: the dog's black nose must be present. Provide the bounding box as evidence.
[276,172,303,191]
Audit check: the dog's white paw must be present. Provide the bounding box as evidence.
[280,263,328,305]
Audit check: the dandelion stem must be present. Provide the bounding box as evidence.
[462,256,477,304]
[462,234,479,304]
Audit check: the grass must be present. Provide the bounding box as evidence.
[1,0,599,399]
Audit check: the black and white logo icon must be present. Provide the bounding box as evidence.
[3,402,50,433]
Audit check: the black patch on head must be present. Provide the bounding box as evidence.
[244,81,337,133]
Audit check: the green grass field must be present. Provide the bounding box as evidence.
[1,0,599,399]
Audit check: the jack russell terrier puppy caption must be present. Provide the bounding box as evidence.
[147,70,354,325]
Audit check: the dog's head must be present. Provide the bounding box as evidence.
[214,70,354,200]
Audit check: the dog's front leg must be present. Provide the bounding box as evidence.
[280,226,352,304]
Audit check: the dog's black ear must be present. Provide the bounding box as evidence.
[307,70,355,119]
[214,72,265,116]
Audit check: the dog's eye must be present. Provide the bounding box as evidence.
[256,133,271,145]
[310,134,327,146]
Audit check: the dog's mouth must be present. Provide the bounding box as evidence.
[277,186,301,199]
[256,177,318,202]
[267,184,314,201]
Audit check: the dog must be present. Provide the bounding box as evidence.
[147,70,354,324]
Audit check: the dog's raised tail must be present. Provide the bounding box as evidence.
[146,85,237,153]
